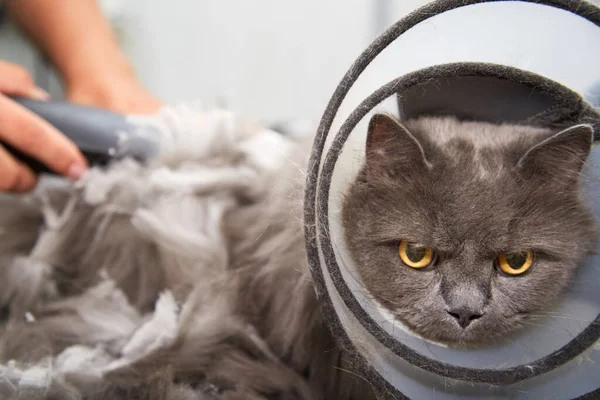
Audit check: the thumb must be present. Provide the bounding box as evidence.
[0,61,50,100]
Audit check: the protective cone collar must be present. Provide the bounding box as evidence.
[304,1,600,399]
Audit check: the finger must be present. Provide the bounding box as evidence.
[0,144,37,192]
[131,97,162,115]
[0,61,50,100]
[0,95,88,179]
[26,87,51,101]
[13,161,37,192]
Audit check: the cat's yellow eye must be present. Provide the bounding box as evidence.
[497,250,534,275]
[399,240,434,269]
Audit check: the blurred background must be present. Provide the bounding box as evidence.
[2,0,600,129]
[0,0,431,127]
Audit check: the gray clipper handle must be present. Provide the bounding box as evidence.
[5,97,160,175]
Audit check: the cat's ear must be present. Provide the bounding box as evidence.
[517,124,593,182]
[365,114,430,178]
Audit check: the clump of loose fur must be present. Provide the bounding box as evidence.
[0,106,370,400]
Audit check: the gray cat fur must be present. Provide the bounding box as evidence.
[0,107,371,400]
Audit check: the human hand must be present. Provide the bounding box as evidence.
[67,70,162,115]
[7,0,162,116]
[0,61,88,193]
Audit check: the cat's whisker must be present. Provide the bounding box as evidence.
[330,237,369,284]
[380,315,403,334]
[520,321,580,338]
[331,366,373,387]
[527,313,595,323]
[531,311,573,316]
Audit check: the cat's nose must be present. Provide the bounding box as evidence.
[447,308,483,329]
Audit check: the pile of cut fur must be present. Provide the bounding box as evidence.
[0,106,367,400]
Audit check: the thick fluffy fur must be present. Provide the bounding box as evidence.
[343,115,597,347]
[0,107,369,400]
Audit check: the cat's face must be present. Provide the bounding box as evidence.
[342,114,597,347]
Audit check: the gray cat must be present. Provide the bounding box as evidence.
[0,110,595,399]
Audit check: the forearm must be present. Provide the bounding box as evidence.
[6,0,135,86]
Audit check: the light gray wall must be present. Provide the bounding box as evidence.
[115,0,434,123]
[118,0,375,123]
